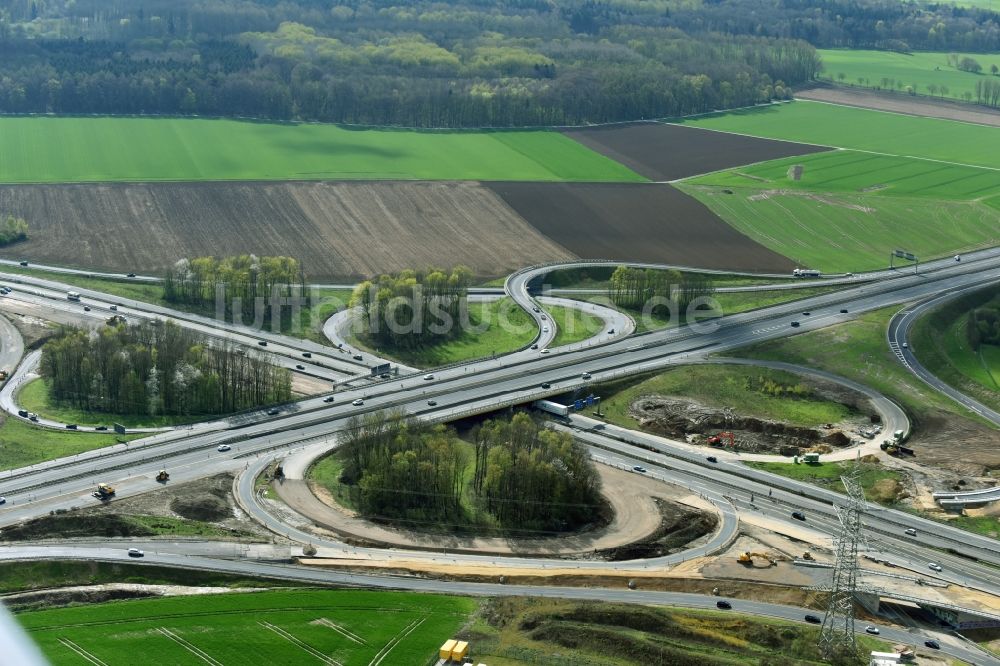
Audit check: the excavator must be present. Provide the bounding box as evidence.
[707,431,735,447]
[737,551,777,567]
[155,470,170,483]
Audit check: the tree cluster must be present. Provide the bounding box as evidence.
[967,299,1000,350]
[974,79,1000,108]
[39,320,291,416]
[338,411,602,533]
[352,267,472,350]
[163,255,305,324]
[0,214,28,245]
[607,266,715,317]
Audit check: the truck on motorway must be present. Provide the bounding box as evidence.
[67,291,81,301]
[792,269,821,278]
[534,399,569,417]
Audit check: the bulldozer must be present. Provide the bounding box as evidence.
[802,551,814,561]
[155,470,170,483]
[737,551,777,567]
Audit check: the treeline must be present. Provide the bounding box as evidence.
[39,320,291,416]
[0,214,28,246]
[163,255,305,323]
[338,411,602,532]
[607,266,715,316]
[352,267,472,350]
[967,297,1000,350]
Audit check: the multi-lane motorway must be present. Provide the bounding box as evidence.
[2,251,1000,663]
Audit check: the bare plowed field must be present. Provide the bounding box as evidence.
[0,181,573,279]
[563,122,829,181]
[796,86,1000,128]
[485,182,795,272]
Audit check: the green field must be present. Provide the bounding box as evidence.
[17,379,204,428]
[675,100,1000,169]
[19,589,474,666]
[747,460,906,504]
[548,302,605,347]
[594,364,856,430]
[0,416,142,471]
[679,184,999,271]
[818,49,1000,102]
[0,117,644,183]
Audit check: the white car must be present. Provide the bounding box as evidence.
[217,444,231,452]
[901,342,908,349]
[581,372,592,380]
[0,496,6,505]
[539,348,550,354]
[127,548,144,557]
[928,563,943,572]
[352,398,364,406]
[423,374,434,381]
[865,625,879,635]
[542,326,549,333]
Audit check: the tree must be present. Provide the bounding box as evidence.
[0,214,28,245]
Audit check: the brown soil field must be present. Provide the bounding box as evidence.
[797,85,1000,127]
[485,182,796,272]
[563,122,829,181]
[0,181,572,280]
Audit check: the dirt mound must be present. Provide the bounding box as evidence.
[630,396,852,455]
[4,587,157,612]
[869,478,908,504]
[0,514,154,541]
[169,494,230,522]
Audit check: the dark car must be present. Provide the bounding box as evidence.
[706,456,718,463]
[352,354,363,361]
[95,425,108,431]
[427,400,438,406]
[322,396,334,403]
[28,415,38,422]
[17,410,27,418]
[257,340,267,347]
[840,309,848,314]
[792,511,806,521]
[716,600,732,610]
[295,364,305,370]
[109,304,118,311]
[541,382,551,389]
[924,640,940,650]
[804,615,821,624]
[18,260,27,266]
[267,409,279,416]
[65,424,78,430]
[126,273,136,278]
[83,306,91,311]
[530,343,539,350]
[302,352,312,358]
[802,311,811,316]
[790,321,800,327]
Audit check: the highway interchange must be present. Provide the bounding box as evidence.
[1,252,1000,663]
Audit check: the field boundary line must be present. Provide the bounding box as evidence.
[57,637,107,666]
[796,97,1000,132]
[315,617,366,644]
[157,627,223,666]
[258,620,342,666]
[368,617,425,666]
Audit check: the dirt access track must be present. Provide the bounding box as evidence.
[0,181,573,281]
[487,182,795,272]
[563,122,830,182]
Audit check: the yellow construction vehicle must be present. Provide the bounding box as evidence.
[802,551,814,561]
[93,483,115,500]
[155,470,169,483]
[0,369,8,381]
[737,552,777,566]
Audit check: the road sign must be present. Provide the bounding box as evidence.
[370,363,390,377]
[113,423,127,435]
[573,399,584,411]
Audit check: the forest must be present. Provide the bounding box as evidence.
[337,411,602,533]
[352,267,473,350]
[163,255,305,326]
[39,320,291,416]
[607,266,715,317]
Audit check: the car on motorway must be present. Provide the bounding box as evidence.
[802,311,810,316]
[257,340,267,347]
[127,548,144,557]
[790,321,800,327]
[865,625,879,635]
[840,309,848,314]
[581,372,592,379]
[83,306,91,311]
[540,348,550,354]
[632,466,647,473]
[322,396,334,403]
[955,255,961,262]
[126,273,136,278]
[423,374,435,381]
[65,423,78,430]
[302,352,312,358]
[95,425,108,431]
[28,414,38,422]
[217,444,231,452]
[530,344,539,350]
[804,615,821,624]
[715,601,731,610]
[706,456,717,463]
[905,528,917,536]
[379,373,390,379]
[427,400,438,406]
[17,410,27,418]
[267,409,279,416]
[110,304,119,311]
[541,382,551,389]
[18,260,27,266]
[928,562,943,572]
[901,342,908,349]
[295,364,305,370]
[791,511,806,521]
[352,398,364,406]
[0,496,6,504]
[540,314,547,320]
[925,639,940,649]
[542,326,549,333]
[532,306,540,313]
[352,354,363,361]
